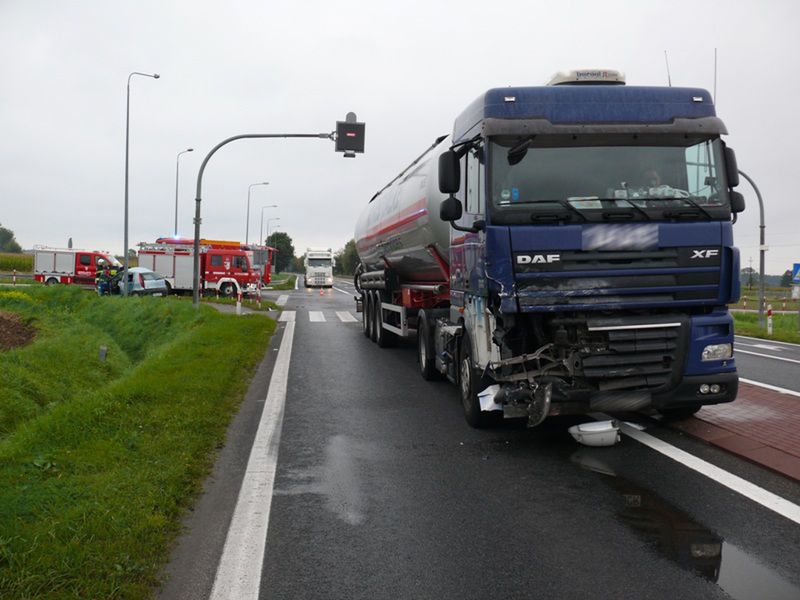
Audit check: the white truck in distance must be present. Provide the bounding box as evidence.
[304,248,334,288]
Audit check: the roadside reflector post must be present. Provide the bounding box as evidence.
[236,290,243,315]
[256,285,262,309]
[767,304,773,335]
[742,296,747,309]
[12,269,16,286]
[99,345,108,362]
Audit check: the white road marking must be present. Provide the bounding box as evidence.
[333,286,352,296]
[276,295,288,306]
[278,310,295,322]
[736,334,800,349]
[740,377,800,398]
[309,311,326,322]
[336,311,358,322]
[594,414,800,526]
[209,321,295,600]
[735,349,800,365]
[294,276,299,290]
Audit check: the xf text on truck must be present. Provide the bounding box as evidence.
[354,69,744,429]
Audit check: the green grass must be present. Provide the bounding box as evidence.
[733,311,800,344]
[0,253,32,272]
[268,274,296,290]
[0,285,275,598]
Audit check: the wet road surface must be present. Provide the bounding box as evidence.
[159,281,800,600]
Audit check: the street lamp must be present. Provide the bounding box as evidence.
[174,148,193,236]
[266,218,281,246]
[246,182,269,244]
[738,170,767,327]
[123,70,159,296]
[259,205,279,245]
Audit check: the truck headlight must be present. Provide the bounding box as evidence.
[702,343,732,361]
[326,277,333,283]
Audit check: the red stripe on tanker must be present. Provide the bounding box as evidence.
[354,136,453,283]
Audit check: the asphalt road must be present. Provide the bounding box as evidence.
[159,281,800,600]
[734,335,800,392]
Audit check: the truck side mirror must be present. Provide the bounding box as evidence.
[440,196,463,222]
[730,191,745,214]
[438,150,460,194]
[725,147,739,188]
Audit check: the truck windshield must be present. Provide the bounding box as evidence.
[489,135,730,219]
[307,259,331,267]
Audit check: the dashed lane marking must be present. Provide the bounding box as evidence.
[278,311,295,322]
[309,311,326,322]
[336,311,358,322]
[333,286,353,296]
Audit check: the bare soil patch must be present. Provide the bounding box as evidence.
[0,311,36,351]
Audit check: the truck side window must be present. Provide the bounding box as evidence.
[79,255,91,266]
[466,147,483,215]
[210,255,222,267]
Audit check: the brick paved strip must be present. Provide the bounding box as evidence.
[674,382,800,481]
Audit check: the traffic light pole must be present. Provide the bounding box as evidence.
[191,132,334,307]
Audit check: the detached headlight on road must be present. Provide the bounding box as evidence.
[702,343,732,361]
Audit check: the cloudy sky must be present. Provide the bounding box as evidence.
[1,0,798,273]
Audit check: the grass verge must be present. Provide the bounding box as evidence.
[0,286,275,598]
[268,274,296,290]
[733,311,800,344]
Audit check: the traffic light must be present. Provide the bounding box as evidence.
[335,112,365,157]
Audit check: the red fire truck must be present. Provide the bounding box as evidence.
[138,238,273,296]
[33,246,121,287]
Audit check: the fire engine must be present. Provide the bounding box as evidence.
[138,238,273,296]
[33,246,121,287]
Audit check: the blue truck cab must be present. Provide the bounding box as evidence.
[438,69,744,427]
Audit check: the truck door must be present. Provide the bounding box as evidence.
[74,253,94,285]
[451,145,486,297]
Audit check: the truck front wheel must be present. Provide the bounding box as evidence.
[417,310,439,380]
[459,334,493,429]
[220,282,236,297]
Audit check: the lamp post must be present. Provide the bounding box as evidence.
[738,170,767,328]
[266,218,281,246]
[246,182,269,244]
[259,205,279,245]
[123,70,159,296]
[174,148,193,236]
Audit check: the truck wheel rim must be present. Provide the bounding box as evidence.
[460,358,470,400]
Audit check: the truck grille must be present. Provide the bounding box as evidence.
[517,247,721,308]
[580,325,681,392]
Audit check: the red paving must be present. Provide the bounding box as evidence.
[672,382,800,481]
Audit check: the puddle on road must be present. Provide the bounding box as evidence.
[571,450,800,600]
[275,434,367,526]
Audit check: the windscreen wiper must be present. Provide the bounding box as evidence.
[528,199,587,222]
[596,198,651,221]
[661,196,714,220]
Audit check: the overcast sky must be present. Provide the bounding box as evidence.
[1,0,798,273]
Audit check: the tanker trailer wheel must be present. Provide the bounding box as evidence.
[362,293,371,338]
[375,294,397,348]
[459,333,493,429]
[417,310,439,380]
